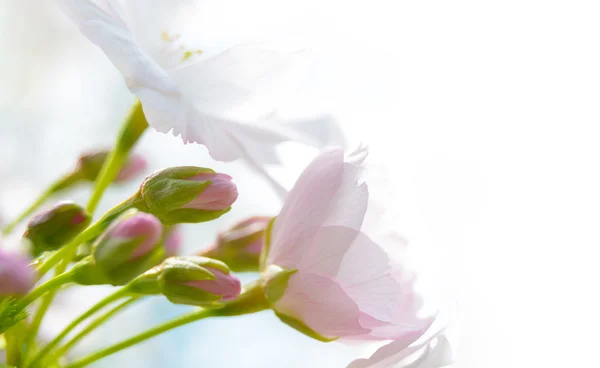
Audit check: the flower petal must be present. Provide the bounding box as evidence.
[346,328,453,368]
[59,0,178,94]
[274,271,369,338]
[267,149,345,268]
[168,43,302,118]
[303,227,410,326]
[267,148,369,269]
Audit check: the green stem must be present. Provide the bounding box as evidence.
[21,261,77,366]
[86,100,148,215]
[45,297,141,366]
[27,287,133,367]
[21,287,54,365]
[4,320,28,366]
[36,220,104,278]
[67,309,217,368]
[16,271,75,311]
[1,174,79,235]
[85,150,126,215]
[66,282,269,368]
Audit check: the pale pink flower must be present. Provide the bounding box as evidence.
[263,147,441,366]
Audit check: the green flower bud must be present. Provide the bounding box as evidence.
[134,167,238,225]
[159,256,241,307]
[23,202,91,257]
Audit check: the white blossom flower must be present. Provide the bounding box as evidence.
[59,0,343,196]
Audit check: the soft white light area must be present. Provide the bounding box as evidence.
[1,1,599,367]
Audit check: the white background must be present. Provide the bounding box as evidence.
[1,1,599,366]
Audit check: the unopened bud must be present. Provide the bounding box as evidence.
[135,167,238,224]
[203,216,271,272]
[75,150,147,183]
[164,226,183,257]
[159,256,241,307]
[24,202,91,256]
[115,155,148,182]
[0,249,36,296]
[84,210,163,286]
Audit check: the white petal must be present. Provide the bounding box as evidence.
[169,43,303,118]
[59,0,178,94]
[278,114,347,149]
[347,329,453,368]
[133,87,243,162]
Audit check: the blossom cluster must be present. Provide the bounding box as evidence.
[0,1,453,367]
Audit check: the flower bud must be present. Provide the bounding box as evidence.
[135,167,238,225]
[159,256,241,307]
[0,249,36,296]
[203,216,271,272]
[115,155,148,182]
[81,210,163,286]
[164,226,183,257]
[24,202,91,256]
[75,150,147,183]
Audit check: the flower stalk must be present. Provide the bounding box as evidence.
[27,287,135,367]
[45,297,141,366]
[65,282,269,368]
[86,100,148,214]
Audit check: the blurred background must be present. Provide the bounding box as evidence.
[1,0,599,367]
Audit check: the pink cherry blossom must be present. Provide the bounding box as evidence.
[263,147,438,365]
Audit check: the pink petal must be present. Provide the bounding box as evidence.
[275,271,369,338]
[301,227,401,325]
[268,149,369,268]
[300,226,431,340]
[267,149,345,268]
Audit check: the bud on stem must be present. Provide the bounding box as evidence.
[131,167,238,225]
[158,256,241,307]
[24,202,91,257]
[73,210,163,286]
[202,216,271,272]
